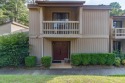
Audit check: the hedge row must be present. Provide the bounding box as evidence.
[71,53,115,66]
[0,33,29,67]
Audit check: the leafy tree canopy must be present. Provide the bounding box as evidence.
[0,0,28,26]
[110,2,125,16]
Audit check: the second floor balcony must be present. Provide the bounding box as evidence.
[113,28,125,39]
[41,21,81,38]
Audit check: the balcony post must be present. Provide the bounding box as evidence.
[40,7,44,57]
[40,7,43,35]
[79,7,83,34]
[115,28,117,38]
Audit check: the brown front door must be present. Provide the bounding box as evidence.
[53,41,69,61]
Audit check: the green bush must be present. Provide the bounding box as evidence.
[41,56,52,67]
[81,54,91,65]
[71,53,115,66]
[0,33,29,67]
[71,54,81,66]
[90,54,98,65]
[114,57,121,67]
[106,53,115,65]
[25,56,36,67]
[98,54,107,65]
[122,59,125,65]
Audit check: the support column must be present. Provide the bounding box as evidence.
[40,7,43,35]
[79,7,83,35]
[40,7,44,57]
[42,37,44,57]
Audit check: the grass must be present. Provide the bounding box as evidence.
[0,75,125,83]
[0,75,56,83]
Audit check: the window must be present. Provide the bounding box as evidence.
[52,13,69,30]
[113,21,122,28]
[113,41,121,52]
[52,12,69,21]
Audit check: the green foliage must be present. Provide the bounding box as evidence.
[113,50,125,60]
[25,56,36,67]
[71,54,81,66]
[98,54,107,65]
[114,57,121,66]
[106,53,115,65]
[41,56,52,68]
[71,53,115,66]
[110,2,125,16]
[90,54,98,65]
[0,0,28,25]
[122,59,125,65]
[0,33,29,67]
[81,54,91,65]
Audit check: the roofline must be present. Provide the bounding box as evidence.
[83,5,111,10]
[28,4,111,10]
[112,16,125,19]
[28,1,85,7]
[0,21,29,29]
[35,1,85,4]
[11,22,29,29]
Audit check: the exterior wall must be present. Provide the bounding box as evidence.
[29,7,110,63]
[29,38,43,64]
[0,23,11,35]
[29,8,40,36]
[44,7,78,21]
[43,38,109,57]
[82,9,109,36]
[71,38,109,53]
[11,24,25,32]
[44,38,52,56]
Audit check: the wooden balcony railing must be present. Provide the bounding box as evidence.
[42,21,80,35]
[113,28,125,39]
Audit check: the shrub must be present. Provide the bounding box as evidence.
[81,54,91,65]
[98,54,107,65]
[71,53,115,66]
[71,54,81,66]
[90,54,98,65]
[41,56,52,67]
[122,59,125,65]
[114,57,121,67]
[0,33,29,67]
[25,56,36,67]
[106,53,115,65]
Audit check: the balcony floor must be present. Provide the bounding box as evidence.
[41,34,82,38]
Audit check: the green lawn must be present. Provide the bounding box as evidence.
[0,75,125,83]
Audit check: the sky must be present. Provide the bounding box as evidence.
[50,0,125,9]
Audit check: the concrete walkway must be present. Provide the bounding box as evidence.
[0,66,125,76]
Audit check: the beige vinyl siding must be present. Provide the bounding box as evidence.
[11,24,25,32]
[82,10,109,36]
[43,38,52,56]
[44,7,78,21]
[29,38,43,64]
[29,8,40,36]
[71,38,109,53]
[43,38,109,57]
[0,23,11,35]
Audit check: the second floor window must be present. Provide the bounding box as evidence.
[52,13,69,29]
[113,21,122,28]
[52,12,69,21]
